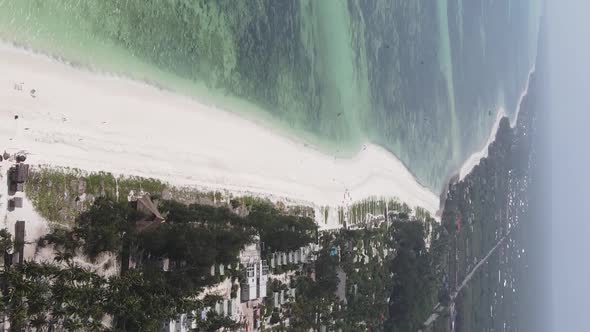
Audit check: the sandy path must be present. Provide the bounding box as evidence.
[0,43,439,219]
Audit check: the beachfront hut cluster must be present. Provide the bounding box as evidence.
[1,154,30,271]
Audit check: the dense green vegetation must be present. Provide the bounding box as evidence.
[439,117,514,331]
[0,0,541,189]
[260,212,447,332]
[246,202,316,253]
[1,258,236,331]
[434,64,541,331]
[5,182,449,331]
[24,167,314,228]
[2,196,316,330]
[286,238,342,332]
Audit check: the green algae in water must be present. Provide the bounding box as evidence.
[436,0,461,165]
[299,0,370,144]
[0,0,364,153]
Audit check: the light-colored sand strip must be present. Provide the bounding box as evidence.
[458,107,508,180]
[0,43,439,223]
[459,67,536,180]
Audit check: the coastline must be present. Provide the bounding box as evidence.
[0,43,440,218]
[458,66,536,181]
[0,39,363,158]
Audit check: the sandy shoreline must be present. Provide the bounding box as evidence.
[459,66,536,181]
[0,43,440,221]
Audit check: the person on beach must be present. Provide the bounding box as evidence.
[11,81,23,91]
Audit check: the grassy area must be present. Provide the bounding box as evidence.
[339,196,426,226]
[25,167,166,226]
[24,166,314,227]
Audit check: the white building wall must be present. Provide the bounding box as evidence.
[223,299,229,316]
[259,261,268,298]
[215,302,223,315]
[162,313,189,332]
[248,263,257,301]
[300,247,308,263]
[230,299,238,319]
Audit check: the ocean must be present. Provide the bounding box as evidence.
[0,0,542,191]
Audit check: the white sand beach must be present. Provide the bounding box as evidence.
[0,43,440,222]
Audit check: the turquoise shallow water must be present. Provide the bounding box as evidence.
[0,0,542,191]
